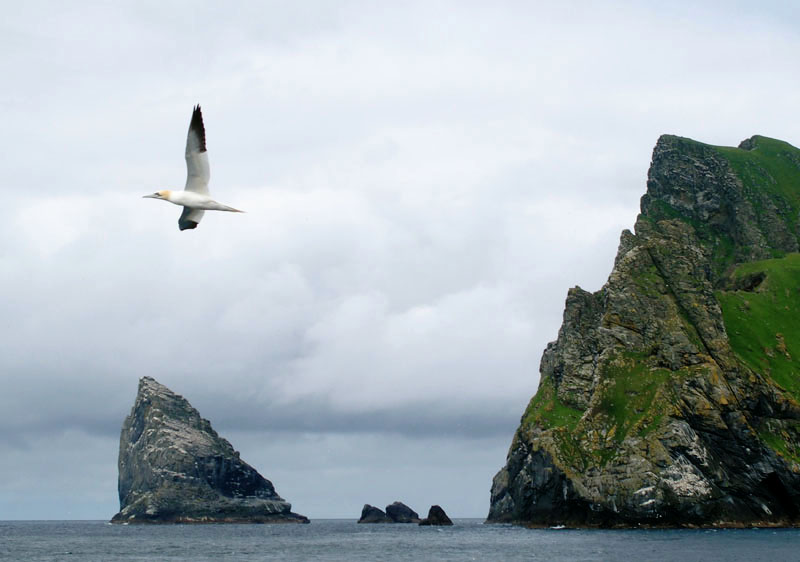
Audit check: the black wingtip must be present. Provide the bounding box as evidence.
[189,105,207,153]
[179,220,199,231]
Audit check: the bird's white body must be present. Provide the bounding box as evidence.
[143,105,243,230]
[155,189,242,212]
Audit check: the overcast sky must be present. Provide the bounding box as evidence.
[1,1,799,520]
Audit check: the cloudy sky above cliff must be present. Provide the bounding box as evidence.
[1,1,799,519]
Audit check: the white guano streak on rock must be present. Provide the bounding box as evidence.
[662,455,711,498]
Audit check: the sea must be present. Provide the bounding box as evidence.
[1,519,798,561]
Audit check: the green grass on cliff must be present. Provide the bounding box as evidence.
[522,353,675,459]
[522,376,583,431]
[759,428,800,464]
[595,352,672,443]
[715,137,800,236]
[520,377,590,471]
[717,253,800,397]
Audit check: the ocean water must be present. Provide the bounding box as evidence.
[1,519,798,561]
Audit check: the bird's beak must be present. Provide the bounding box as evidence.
[142,194,158,199]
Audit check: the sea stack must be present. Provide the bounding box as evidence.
[488,135,800,527]
[419,505,453,526]
[358,504,392,523]
[386,501,420,523]
[111,377,308,524]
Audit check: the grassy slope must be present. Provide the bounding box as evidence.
[522,377,582,431]
[714,137,800,271]
[521,354,674,441]
[595,352,672,443]
[712,136,800,397]
[717,253,800,464]
[715,136,800,236]
[716,253,800,397]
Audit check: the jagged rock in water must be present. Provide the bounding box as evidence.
[111,377,308,524]
[488,135,800,528]
[419,505,453,526]
[385,501,420,523]
[358,504,392,523]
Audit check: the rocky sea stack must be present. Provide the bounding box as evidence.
[419,505,453,526]
[386,501,421,523]
[358,502,421,523]
[358,504,392,523]
[488,135,800,527]
[111,377,308,524]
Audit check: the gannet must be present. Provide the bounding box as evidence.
[144,105,243,230]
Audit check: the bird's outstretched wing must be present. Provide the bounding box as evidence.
[185,105,210,195]
[178,207,205,230]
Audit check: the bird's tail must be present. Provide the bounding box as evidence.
[219,204,245,213]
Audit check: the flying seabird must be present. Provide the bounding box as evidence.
[144,105,243,230]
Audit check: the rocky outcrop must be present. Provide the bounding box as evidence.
[488,135,800,527]
[386,501,420,523]
[358,504,392,523]
[358,502,421,523]
[111,377,308,524]
[419,505,453,526]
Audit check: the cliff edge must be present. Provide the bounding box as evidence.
[111,377,308,524]
[488,135,800,527]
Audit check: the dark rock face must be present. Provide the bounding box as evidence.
[111,377,308,524]
[419,505,453,526]
[489,135,800,528]
[386,501,420,523]
[358,504,392,523]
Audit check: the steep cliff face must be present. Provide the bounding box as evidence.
[111,377,308,523]
[488,135,800,527]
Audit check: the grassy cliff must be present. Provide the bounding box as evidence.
[489,134,800,527]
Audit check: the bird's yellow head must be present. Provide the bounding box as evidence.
[142,190,172,200]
